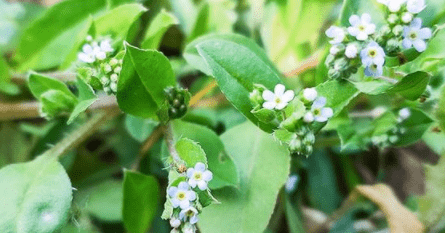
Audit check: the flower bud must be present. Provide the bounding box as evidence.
[304,145,313,156]
[387,14,399,25]
[100,77,110,85]
[330,44,345,56]
[109,58,118,66]
[386,39,401,54]
[392,25,404,36]
[110,73,118,83]
[401,12,413,23]
[389,135,399,144]
[325,54,335,66]
[289,137,302,152]
[110,82,117,93]
[303,132,315,145]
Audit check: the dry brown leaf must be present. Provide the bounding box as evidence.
[356,184,424,233]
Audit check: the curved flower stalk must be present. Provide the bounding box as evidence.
[325,0,432,80]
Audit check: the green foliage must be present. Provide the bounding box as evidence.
[0,155,72,232]
[123,170,160,233]
[389,72,431,101]
[316,80,360,117]
[175,138,207,167]
[141,9,179,50]
[199,122,290,233]
[185,34,284,132]
[117,44,176,119]
[0,56,19,95]
[67,78,97,124]
[437,85,445,132]
[394,108,433,146]
[81,180,123,222]
[125,114,158,142]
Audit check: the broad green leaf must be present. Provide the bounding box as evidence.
[123,170,160,233]
[339,0,385,27]
[169,0,197,36]
[316,80,359,116]
[418,156,445,229]
[175,138,207,167]
[389,72,430,101]
[117,44,176,119]
[394,109,433,146]
[141,9,179,50]
[187,34,284,132]
[350,79,393,95]
[199,122,290,233]
[171,120,239,189]
[67,78,97,125]
[28,73,76,100]
[436,85,445,132]
[124,115,158,142]
[372,112,398,136]
[14,0,125,71]
[0,55,19,95]
[0,155,72,232]
[306,150,342,214]
[83,180,123,222]
[188,3,210,42]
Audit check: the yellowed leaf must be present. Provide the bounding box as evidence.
[356,184,424,233]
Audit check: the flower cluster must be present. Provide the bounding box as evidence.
[164,86,190,120]
[325,0,432,79]
[167,163,213,233]
[250,84,333,157]
[372,108,411,147]
[77,35,123,95]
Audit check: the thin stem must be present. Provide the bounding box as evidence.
[11,71,77,84]
[164,123,182,164]
[131,124,166,170]
[283,52,321,77]
[189,80,218,107]
[375,76,398,84]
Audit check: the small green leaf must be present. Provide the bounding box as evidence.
[161,199,174,220]
[350,79,393,95]
[28,73,76,100]
[123,170,160,233]
[0,155,72,232]
[83,180,123,222]
[171,120,239,189]
[0,55,19,95]
[141,9,179,50]
[389,71,430,101]
[124,115,158,142]
[117,43,176,119]
[40,90,78,118]
[188,3,210,42]
[199,122,290,233]
[175,138,207,167]
[316,80,359,116]
[394,108,433,146]
[186,34,284,132]
[67,78,97,124]
[337,119,373,151]
[251,108,276,123]
[372,112,398,136]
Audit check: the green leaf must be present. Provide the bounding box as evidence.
[175,138,207,167]
[188,3,210,42]
[123,170,160,233]
[436,85,445,132]
[0,55,19,95]
[13,0,124,71]
[67,78,97,124]
[28,73,76,100]
[372,112,398,136]
[124,114,158,142]
[171,120,239,189]
[40,90,78,118]
[141,9,179,50]
[83,180,123,222]
[199,122,290,233]
[339,0,385,27]
[117,44,176,119]
[394,109,433,146]
[316,80,359,116]
[389,71,430,101]
[418,156,445,229]
[350,79,393,95]
[169,0,197,36]
[0,155,72,232]
[186,34,284,132]
[337,119,374,151]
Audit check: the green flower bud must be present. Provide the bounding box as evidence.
[325,54,335,66]
[289,137,302,152]
[387,14,399,25]
[386,39,401,54]
[303,132,315,145]
[392,25,404,36]
[304,145,313,156]
[328,68,341,79]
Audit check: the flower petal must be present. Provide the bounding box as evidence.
[203,170,213,181]
[197,180,207,190]
[303,112,314,123]
[274,84,286,97]
[356,32,368,41]
[187,168,195,178]
[418,28,432,39]
[365,24,376,34]
[190,215,199,224]
[171,198,180,208]
[321,107,334,119]
[262,90,275,101]
[276,102,288,110]
[263,101,276,110]
[303,88,317,101]
[188,179,197,188]
[361,13,372,23]
[411,18,422,30]
[315,115,328,122]
[348,27,358,36]
[194,162,206,172]
[281,90,295,102]
[187,191,196,201]
[179,200,190,209]
[402,38,413,49]
[178,181,189,190]
[349,15,360,26]
[413,39,426,52]
[312,97,326,109]
[168,187,178,197]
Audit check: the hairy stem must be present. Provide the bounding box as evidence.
[164,123,182,164]
[131,124,166,170]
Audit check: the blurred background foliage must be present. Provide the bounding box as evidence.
[1,0,445,232]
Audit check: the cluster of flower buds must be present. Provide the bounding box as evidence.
[78,35,114,64]
[325,0,431,79]
[249,84,334,157]
[167,163,213,233]
[372,108,411,147]
[164,86,190,120]
[99,57,123,95]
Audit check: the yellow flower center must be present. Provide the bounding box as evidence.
[368,49,377,57]
[177,192,186,200]
[194,172,202,180]
[358,25,366,31]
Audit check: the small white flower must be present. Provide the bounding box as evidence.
[378,0,407,12]
[345,44,358,58]
[262,84,295,110]
[364,64,384,77]
[303,88,318,102]
[361,41,386,67]
[389,135,399,143]
[110,82,117,93]
[110,58,118,66]
[303,112,315,123]
[285,175,299,193]
[100,39,114,53]
[93,45,106,60]
[398,108,411,121]
[407,0,426,14]
[179,207,199,224]
[325,26,346,44]
[348,14,376,41]
[371,106,387,118]
[170,217,181,228]
[100,77,110,85]
[168,182,197,209]
[86,35,93,41]
[78,44,95,63]
[402,18,432,52]
[401,12,413,23]
[110,74,118,83]
[330,45,341,55]
[310,97,333,122]
[104,64,112,73]
[187,162,213,190]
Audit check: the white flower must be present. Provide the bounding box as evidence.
[187,162,213,190]
[402,18,432,52]
[167,182,196,209]
[345,44,358,58]
[285,175,299,193]
[407,0,426,14]
[92,45,106,60]
[100,39,114,53]
[325,26,345,44]
[262,84,295,110]
[77,44,95,63]
[348,14,376,41]
[309,97,333,122]
[378,0,407,12]
[170,217,181,228]
[170,229,180,233]
[330,45,341,55]
[179,207,199,224]
[401,12,413,23]
[360,41,386,67]
[398,108,411,121]
[86,35,93,41]
[303,88,317,102]
[303,112,315,123]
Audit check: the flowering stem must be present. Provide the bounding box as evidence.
[189,80,218,107]
[164,123,183,166]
